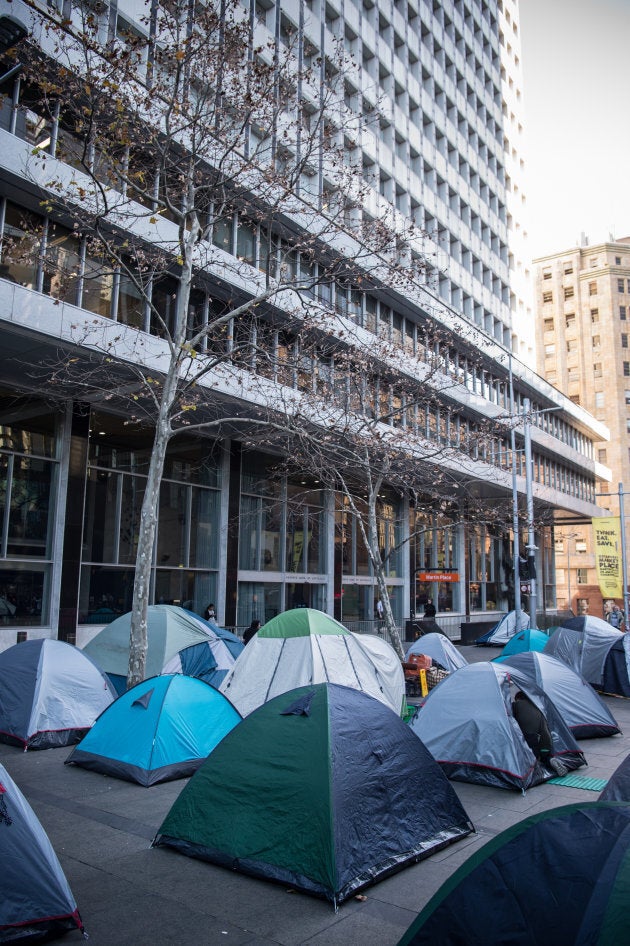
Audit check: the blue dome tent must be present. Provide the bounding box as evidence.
[66,674,241,786]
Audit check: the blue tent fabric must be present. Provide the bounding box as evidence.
[397,802,630,946]
[498,651,620,739]
[0,638,116,749]
[409,662,586,791]
[66,674,241,786]
[496,628,549,660]
[406,633,467,672]
[0,763,84,941]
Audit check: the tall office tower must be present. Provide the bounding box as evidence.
[534,237,630,615]
[0,0,606,645]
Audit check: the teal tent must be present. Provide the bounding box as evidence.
[66,674,241,786]
[495,628,550,660]
[154,683,473,905]
[82,605,216,694]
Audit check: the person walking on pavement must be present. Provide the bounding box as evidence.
[243,618,261,644]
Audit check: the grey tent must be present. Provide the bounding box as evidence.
[409,662,586,791]
[499,651,621,739]
[406,633,467,672]
[154,683,474,905]
[544,619,630,696]
[0,763,84,941]
[475,610,530,645]
[0,638,116,749]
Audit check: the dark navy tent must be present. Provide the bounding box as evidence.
[398,802,630,946]
[154,683,474,905]
[0,763,84,941]
[600,753,630,802]
[498,651,621,739]
[409,662,585,791]
[66,674,241,786]
[0,638,116,749]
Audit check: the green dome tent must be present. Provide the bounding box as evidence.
[154,683,473,906]
[397,802,630,946]
[220,608,405,716]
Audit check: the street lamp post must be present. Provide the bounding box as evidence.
[523,398,537,628]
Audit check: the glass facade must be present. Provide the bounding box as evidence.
[79,419,221,622]
[0,399,58,626]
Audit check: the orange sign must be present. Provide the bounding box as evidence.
[417,572,459,582]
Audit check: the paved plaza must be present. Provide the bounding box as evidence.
[4,643,630,946]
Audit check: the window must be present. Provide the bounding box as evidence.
[624,334,629,348]
[626,418,630,433]
[591,308,599,322]
[618,278,625,293]
[593,363,602,378]
[565,314,575,329]
[616,257,622,265]
[542,267,552,280]
[543,318,554,332]
[627,279,630,293]
[589,281,597,295]
[566,339,577,353]
[625,362,630,377]
[564,286,574,300]
[625,391,630,405]
[542,290,552,303]
[595,392,605,408]
[598,448,607,463]
[563,262,573,275]
[621,306,627,320]
[590,257,598,268]
[576,568,588,584]
[592,335,601,348]
[544,343,555,357]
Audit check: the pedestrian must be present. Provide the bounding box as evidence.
[376,599,384,620]
[512,691,568,777]
[204,603,216,621]
[424,601,436,618]
[243,618,261,644]
[607,605,624,630]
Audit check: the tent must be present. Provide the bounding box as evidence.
[406,633,467,672]
[543,619,630,696]
[66,674,241,786]
[497,628,549,659]
[600,753,630,802]
[162,623,244,689]
[409,661,586,791]
[398,802,630,946]
[219,608,405,716]
[475,610,530,645]
[0,763,84,941]
[498,651,621,739]
[153,683,474,905]
[0,638,116,750]
[83,605,217,694]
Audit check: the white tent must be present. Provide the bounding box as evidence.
[220,609,405,716]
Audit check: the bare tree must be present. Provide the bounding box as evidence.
[6,0,429,683]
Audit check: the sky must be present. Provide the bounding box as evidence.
[518,0,630,260]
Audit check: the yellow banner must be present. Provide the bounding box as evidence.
[592,517,623,599]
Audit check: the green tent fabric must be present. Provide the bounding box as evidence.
[397,802,630,946]
[257,608,350,638]
[154,683,473,905]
